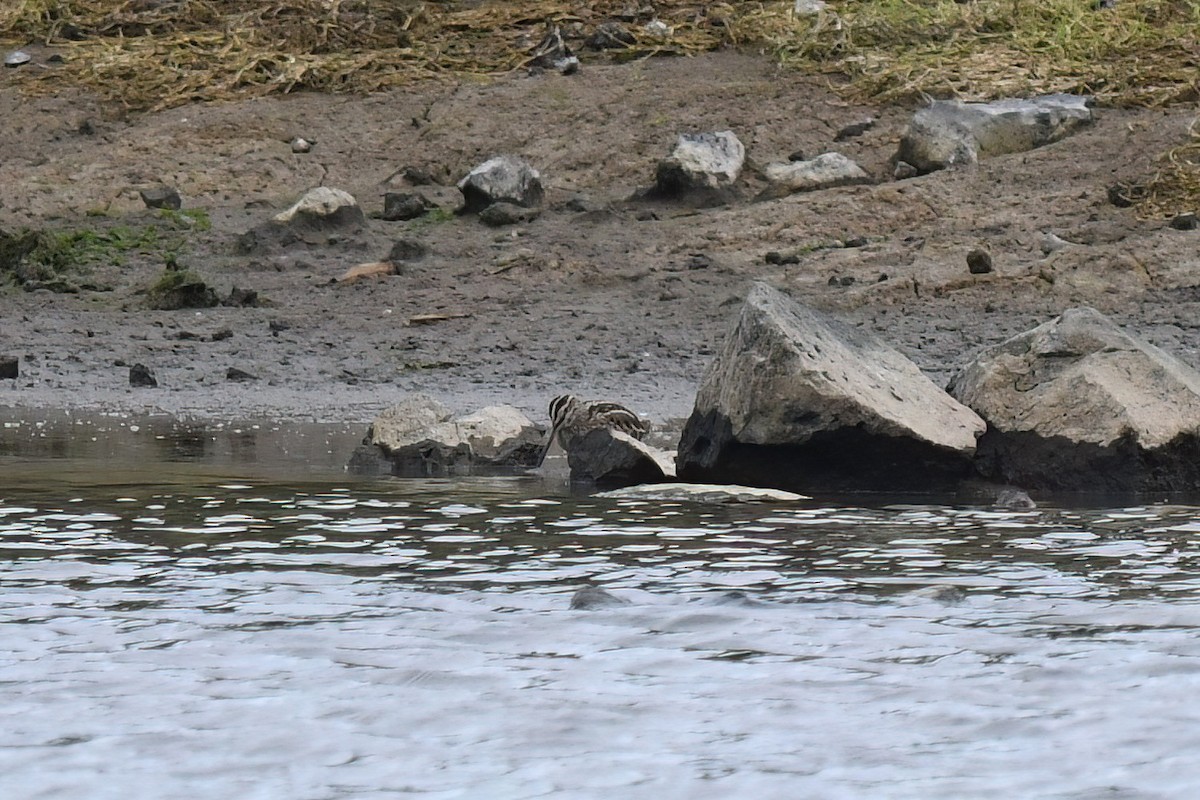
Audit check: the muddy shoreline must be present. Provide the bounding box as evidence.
[2,51,1199,442]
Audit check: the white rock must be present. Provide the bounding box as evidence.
[597,482,809,503]
[655,131,745,196]
[273,186,360,223]
[763,152,871,196]
[794,0,827,15]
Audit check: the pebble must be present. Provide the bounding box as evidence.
[4,51,31,68]
[1169,212,1198,231]
[129,364,158,388]
[290,137,313,153]
[967,247,993,274]
[0,355,17,379]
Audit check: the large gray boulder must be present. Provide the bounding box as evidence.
[896,94,1093,175]
[677,283,985,492]
[653,131,745,203]
[348,394,544,476]
[457,156,544,213]
[948,307,1200,493]
[566,428,672,489]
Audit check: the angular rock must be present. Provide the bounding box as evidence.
[896,94,1094,175]
[677,283,985,493]
[948,307,1200,493]
[586,21,635,50]
[966,247,993,274]
[273,187,364,228]
[457,156,544,214]
[139,186,182,211]
[0,355,17,379]
[129,363,157,388]
[761,152,871,198]
[653,131,745,202]
[352,394,544,477]
[596,482,808,504]
[565,428,670,489]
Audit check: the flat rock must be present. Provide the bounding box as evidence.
[381,192,434,221]
[457,156,544,213]
[677,282,985,493]
[761,152,871,198]
[896,94,1094,175]
[353,394,544,477]
[596,482,808,504]
[479,202,540,227]
[948,307,1200,492]
[274,186,364,227]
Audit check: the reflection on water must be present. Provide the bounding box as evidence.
[4,460,1200,797]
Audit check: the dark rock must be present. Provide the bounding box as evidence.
[129,364,157,387]
[458,156,544,213]
[529,24,578,74]
[209,328,234,342]
[225,367,257,382]
[139,186,181,211]
[381,192,434,221]
[843,236,869,248]
[387,239,428,262]
[967,248,993,274]
[949,307,1200,492]
[787,149,808,162]
[569,586,631,610]
[0,355,17,379]
[764,251,800,265]
[677,283,984,493]
[834,118,876,141]
[146,265,218,310]
[223,286,259,307]
[1106,182,1146,208]
[565,427,669,489]
[479,202,540,227]
[1169,212,1199,231]
[586,21,636,50]
[401,166,436,186]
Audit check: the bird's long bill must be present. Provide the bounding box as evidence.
[535,420,561,468]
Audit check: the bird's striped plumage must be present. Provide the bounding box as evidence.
[538,394,650,465]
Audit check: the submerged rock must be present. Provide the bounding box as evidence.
[677,283,985,493]
[596,482,808,504]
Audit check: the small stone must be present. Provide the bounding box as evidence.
[223,286,259,307]
[967,247,993,274]
[129,364,157,388]
[843,236,869,248]
[402,166,436,186]
[894,160,918,180]
[479,202,540,227]
[1107,182,1145,208]
[139,186,182,211]
[834,118,876,141]
[1040,232,1072,254]
[764,251,800,265]
[209,328,234,341]
[4,51,31,68]
[787,149,808,162]
[794,0,827,14]
[387,238,428,262]
[381,192,433,221]
[586,21,636,50]
[0,355,17,379]
[226,367,257,382]
[77,119,96,136]
[1169,212,1199,231]
[643,19,671,38]
[290,137,313,153]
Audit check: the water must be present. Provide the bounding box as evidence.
[5,441,1200,797]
